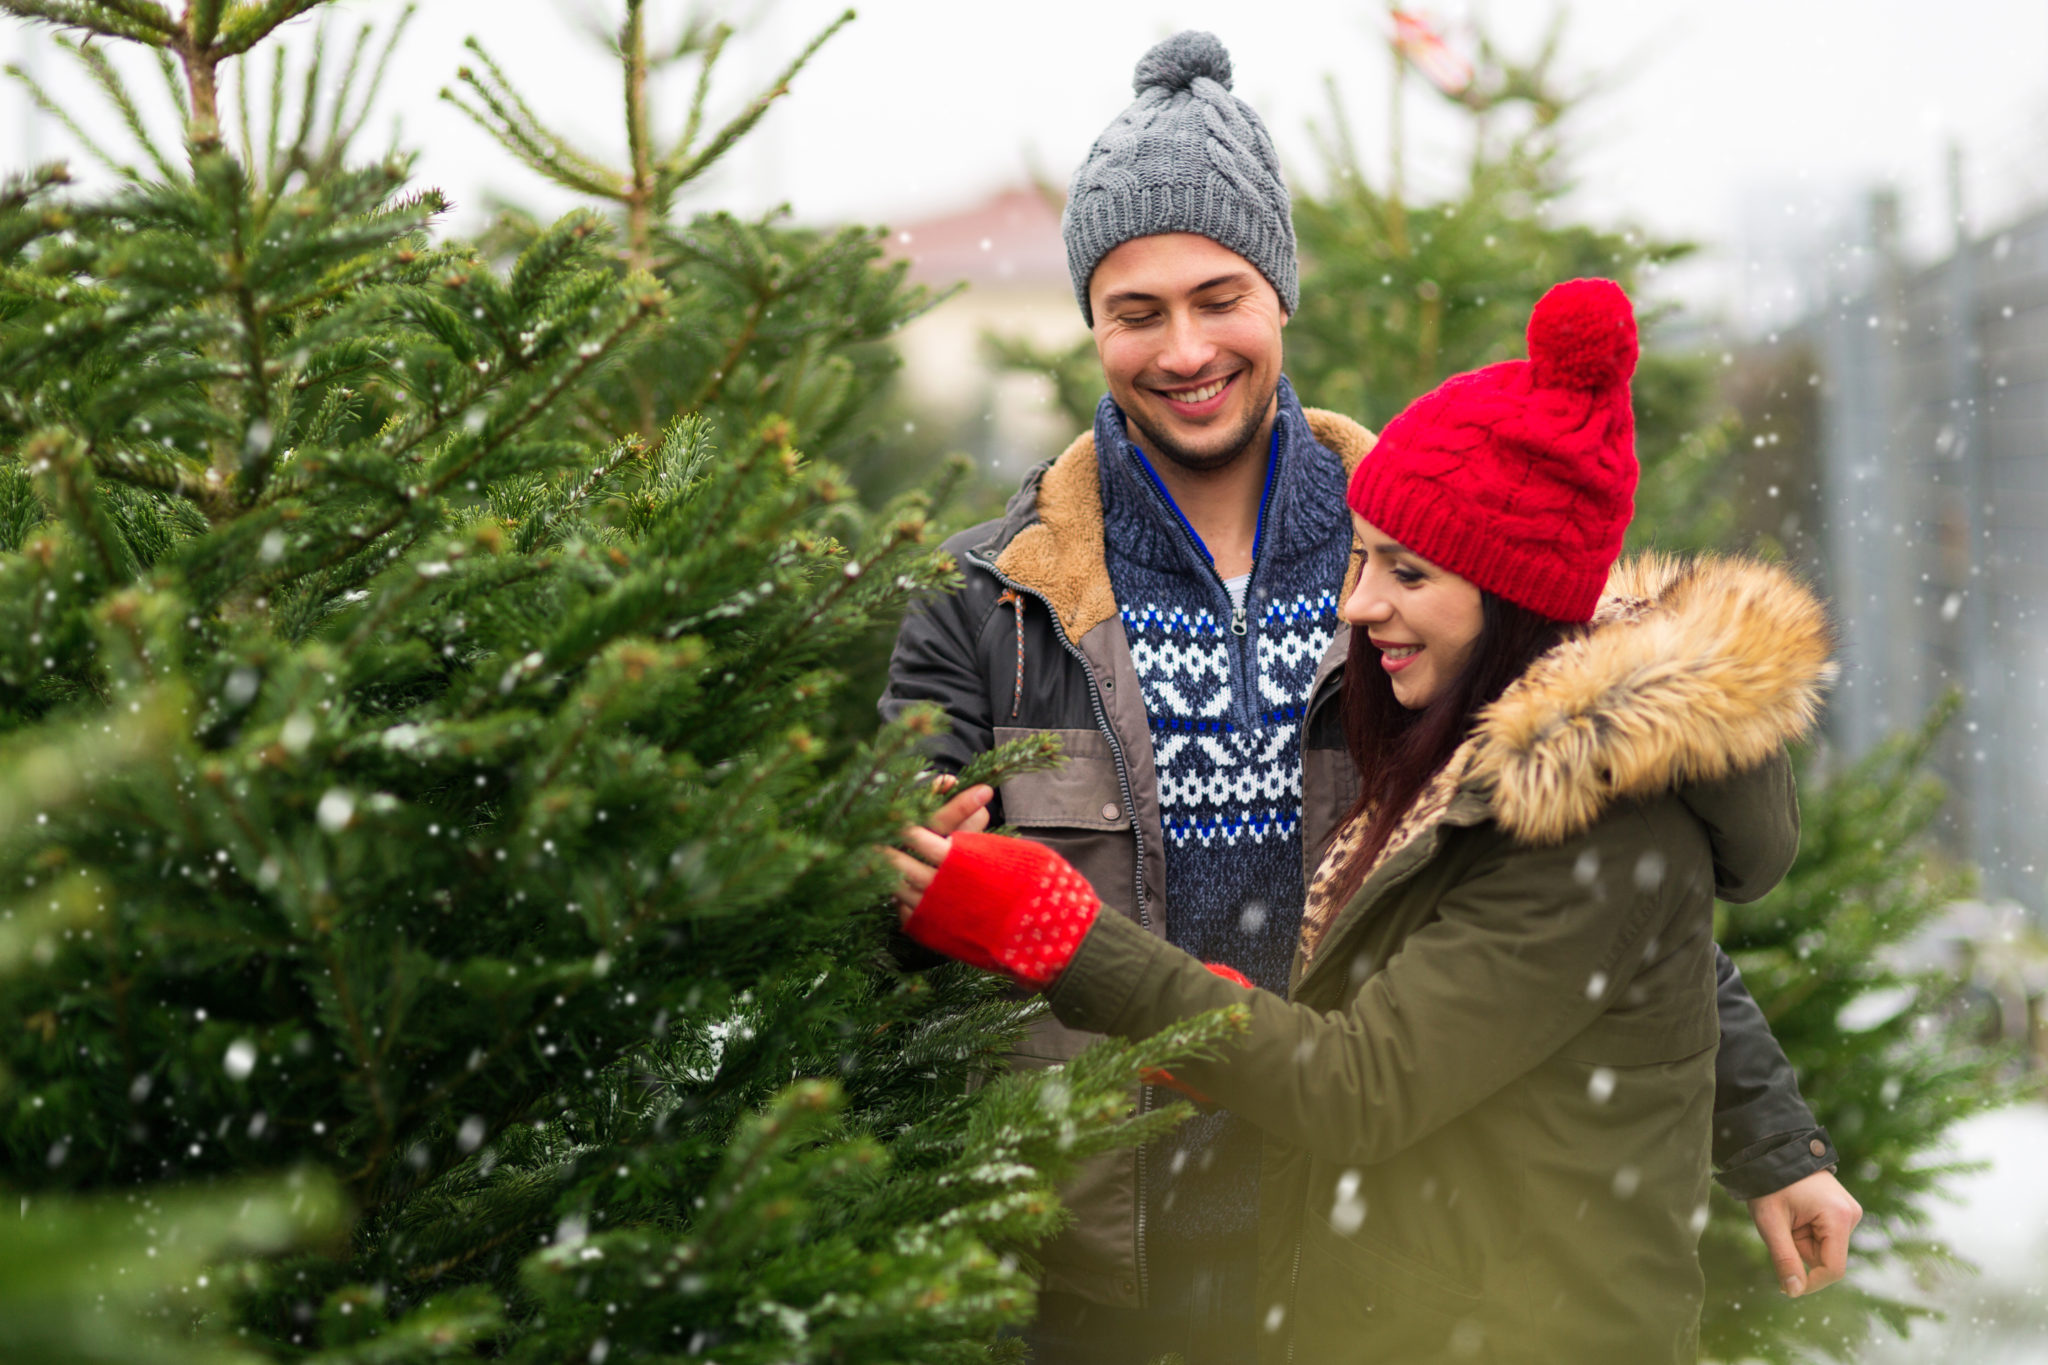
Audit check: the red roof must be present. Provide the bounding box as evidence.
[884,186,1070,290]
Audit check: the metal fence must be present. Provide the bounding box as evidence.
[1812,190,2048,915]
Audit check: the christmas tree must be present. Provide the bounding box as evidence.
[444,3,940,477]
[445,0,965,746]
[0,3,1235,1360]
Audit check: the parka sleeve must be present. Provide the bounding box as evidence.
[1682,751,1839,1196]
[1046,801,1716,1169]
[1709,949,1838,1197]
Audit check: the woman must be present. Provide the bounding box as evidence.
[889,280,1834,1363]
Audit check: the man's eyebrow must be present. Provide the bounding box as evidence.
[1097,287,1161,310]
[1188,271,1255,294]
[1099,271,1257,311]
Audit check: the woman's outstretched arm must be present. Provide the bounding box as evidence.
[1045,800,1716,1169]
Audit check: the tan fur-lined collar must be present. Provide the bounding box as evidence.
[993,408,1377,641]
[1469,554,1836,844]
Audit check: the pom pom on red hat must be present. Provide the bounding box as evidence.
[1527,278,1638,391]
[1347,277,1640,622]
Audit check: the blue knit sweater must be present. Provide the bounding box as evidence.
[1096,377,1354,1251]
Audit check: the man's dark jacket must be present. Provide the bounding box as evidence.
[880,402,1834,1309]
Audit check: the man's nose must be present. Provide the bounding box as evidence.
[1154,309,1217,376]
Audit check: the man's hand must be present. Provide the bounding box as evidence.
[1747,1168,1863,1297]
[883,777,993,920]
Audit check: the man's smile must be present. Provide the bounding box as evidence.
[1152,371,1240,417]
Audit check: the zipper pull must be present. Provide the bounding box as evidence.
[1232,603,1248,637]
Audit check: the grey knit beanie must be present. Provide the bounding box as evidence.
[1062,31,1298,323]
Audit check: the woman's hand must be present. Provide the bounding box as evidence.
[884,786,1099,990]
[884,776,994,923]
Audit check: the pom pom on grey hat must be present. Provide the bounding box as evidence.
[1131,29,1233,94]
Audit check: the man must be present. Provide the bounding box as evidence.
[882,30,1860,1364]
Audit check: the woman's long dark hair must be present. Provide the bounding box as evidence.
[1324,591,1578,911]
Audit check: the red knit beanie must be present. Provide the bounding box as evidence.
[1345,278,1639,623]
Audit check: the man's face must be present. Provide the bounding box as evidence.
[1088,233,1286,473]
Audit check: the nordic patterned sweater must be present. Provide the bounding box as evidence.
[1096,377,1354,1251]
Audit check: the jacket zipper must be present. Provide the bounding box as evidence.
[1117,430,1278,1302]
[965,548,1156,1305]
[1283,1233,1305,1363]
[1127,430,1279,702]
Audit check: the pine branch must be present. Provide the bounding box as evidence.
[620,0,651,264]
[257,33,284,179]
[325,936,400,1186]
[0,166,72,279]
[214,0,327,59]
[232,21,255,171]
[70,36,182,179]
[657,8,852,197]
[443,37,624,201]
[321,292,663,579]
[689,289,770,410]
[89,440,216,505]
[554,432,644,518]
[673,19,731,163]
[188,0,226,48]
[6,58,142,178]
[318,8,373,147]
[268,195,443,316]
[25,428,135,583]
[0,0,181,45]
[150,42,185,121]
[321,5,412,176]
[276,14,320,177]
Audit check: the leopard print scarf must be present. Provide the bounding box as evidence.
[1298,738,1477,961]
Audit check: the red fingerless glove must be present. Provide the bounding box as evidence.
[1199,962,1254,990]
[1142,962,1254,1103]
[904,832,1099,989]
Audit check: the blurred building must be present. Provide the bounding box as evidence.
[884,186,1090,476]
[1757,187,2048,916]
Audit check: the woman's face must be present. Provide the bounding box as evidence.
[1339,514,1485,709]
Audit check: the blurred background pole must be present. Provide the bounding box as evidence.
[1818,189,1908,763]
[1947,142,2004,903]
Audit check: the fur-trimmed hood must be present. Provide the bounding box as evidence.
[1469,553,1835,844]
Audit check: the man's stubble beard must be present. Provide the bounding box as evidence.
[1126,373,1280,475]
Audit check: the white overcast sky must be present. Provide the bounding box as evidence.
[7,0,2048,325]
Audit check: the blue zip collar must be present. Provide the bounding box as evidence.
[1093,375,1339,587]
[1125,424,1281,571]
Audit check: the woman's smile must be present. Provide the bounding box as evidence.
[1372,637,1423,673]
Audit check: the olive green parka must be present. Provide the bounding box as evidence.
[1044,554,1836,1364]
